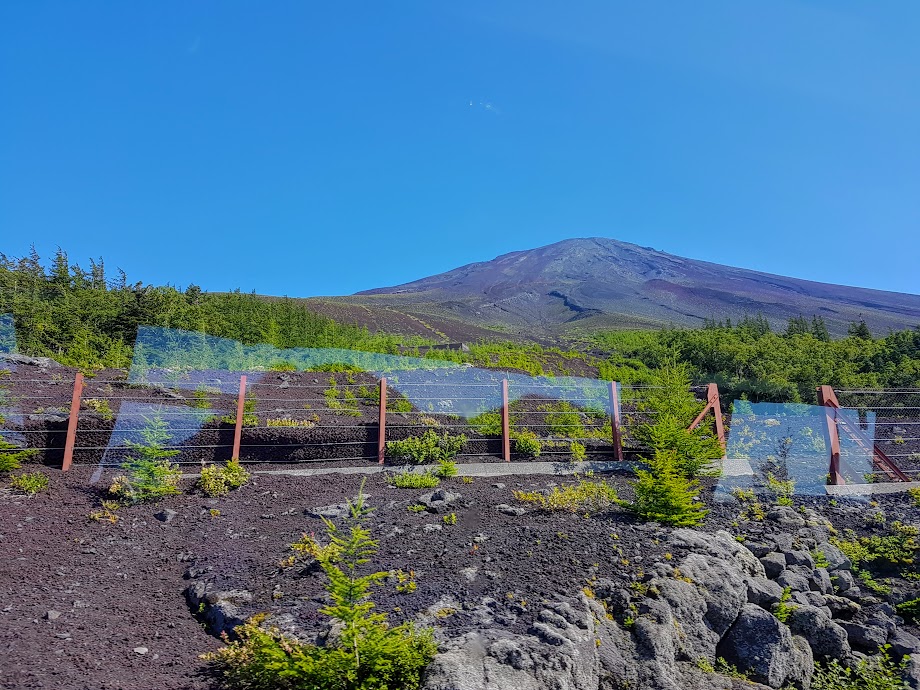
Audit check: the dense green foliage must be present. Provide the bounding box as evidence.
[198,458,250,497]
[108,416,182,503]
[9,471,50,495]
[627,450,709,527]
[385,430,466,464]
[592,316,920,404]
[0,249,416,369]
[810,646,909,690]
[206,484,436,690]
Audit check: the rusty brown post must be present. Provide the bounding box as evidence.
[232,374,247,460]
[709,383,727,458]
[62,372,84,472]
[817,385,845,485]
[378,377,387,464]
[608,381,624,461]
[501,379,510,462]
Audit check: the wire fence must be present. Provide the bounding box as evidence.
[0,365,696,469]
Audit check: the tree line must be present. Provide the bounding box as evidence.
[0,248,412,368]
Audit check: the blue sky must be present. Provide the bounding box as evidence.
[2,2,919,297]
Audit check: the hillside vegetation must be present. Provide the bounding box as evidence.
[2,249,919,405]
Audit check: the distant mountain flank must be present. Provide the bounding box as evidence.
[307,238,920,338]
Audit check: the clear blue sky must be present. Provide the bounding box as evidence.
[2,2,919,297]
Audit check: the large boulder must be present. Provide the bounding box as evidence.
[717,604,813,689]
[787,605,851,661]
[185,583,252,638]
[422,598,599,690]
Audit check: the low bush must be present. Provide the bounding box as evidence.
[570,440,587,462]
[811,645,908,690]
[513,479,618,514]
[205,482,436,690]
[108,415,182,503]
[0,436,38,473]
[435,459,458,478]
[198,458,250,497]
[386,430,466,464]
[82,397,114,420]
[512,429,541,458]
[9,471,49,495]
[388,470,440,489]
[896,597,920,623]
[627,450,708,527]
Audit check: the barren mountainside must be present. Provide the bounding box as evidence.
[310,238,920,338]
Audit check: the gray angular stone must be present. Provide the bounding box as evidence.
[815,542,851,572]
[417,489,460,513]
[889,629,920,659]
[776,567,811,593]
[760,552,786,580]
[676,552,748,637]
[839,621,888,652]
[747,577,785,609]
[185,583,252,638]
[832,570,856,591]
[767,506,807,528]
[154,508,178,523]
[824,595,860,620]
[306,503,351,519]
[785,550,814,569]
[810,567,833,595]
[718,604,813,689]
[0,352,60,367]
[495,504,526,516]
[788,605,851,661]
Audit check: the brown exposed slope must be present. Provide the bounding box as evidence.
[342,237,920,337]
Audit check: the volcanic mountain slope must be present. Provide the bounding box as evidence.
[308,238,920,338]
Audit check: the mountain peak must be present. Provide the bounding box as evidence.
[349,237,920,337]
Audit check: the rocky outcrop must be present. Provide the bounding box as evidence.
[422,514,918,690]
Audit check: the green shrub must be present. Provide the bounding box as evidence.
[542,401,585,437]
[9,471,49,495]
[221,396,258,426]
[388,471,440,489]
[269,361,297,371]
[205,482,436,690]
[386,397,413,414]
[811,645,908,690]
[909,487,920,508]
[82,397,114,420]
[0,436,38,473]
[198,458,250,497]
[435,459,458,478]
[773,587,796,624]
[632,360,723,477]
[386,430,466,464]
[192,388,212,409]
[627,450,708,527]
[895,597,920,623]
[108,415,182,503]
[514,479,618,514]
[512,429,541,458]
[570,441,587,462]
[470,410,502,436]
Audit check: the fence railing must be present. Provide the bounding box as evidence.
[0,367,729,471]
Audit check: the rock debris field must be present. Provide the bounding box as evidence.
[2,466,920,690]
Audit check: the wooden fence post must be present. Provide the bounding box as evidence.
[501,379,510,462]
[62,372,84,472]
[688,382,727,459]
[232,375,247,461]
[817,385,845,485]
[378,377,387,464]
[608,381,624,461]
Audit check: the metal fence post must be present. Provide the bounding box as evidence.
[232,374,247,460]
[709,383,727,458]
[501,379,510,462]
[608,380,624,461]
[62,371,84,472]
[378,377,387,464]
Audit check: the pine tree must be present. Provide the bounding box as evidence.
[628,450,708,526]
